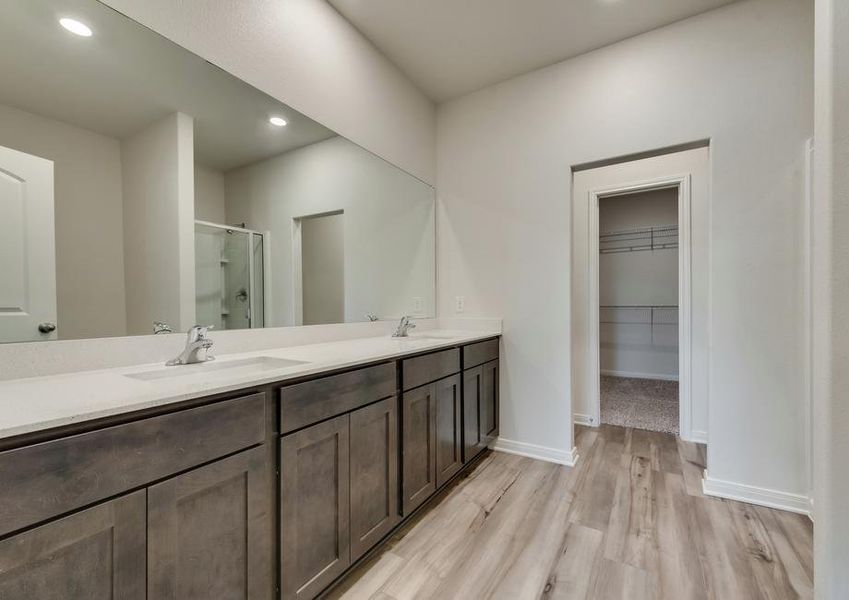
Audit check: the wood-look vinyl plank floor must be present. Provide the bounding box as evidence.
[327,425,813,600]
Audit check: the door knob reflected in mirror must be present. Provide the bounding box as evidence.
[38,322,57,334]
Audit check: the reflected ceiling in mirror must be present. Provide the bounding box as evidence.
[0,0,435,343]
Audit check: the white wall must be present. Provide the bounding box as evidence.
[599,189,679,380]
[225,136,435,326]
[122,112,196,335]
[0,102,127,340]
[813,0,849,595]
[194,165,226,223]
[437,0,812,495]
[99,0,436,185]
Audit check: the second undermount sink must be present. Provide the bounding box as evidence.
[125,356,308,381]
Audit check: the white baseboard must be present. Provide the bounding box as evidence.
[687,430,708,444]
[573,413,598,427]
[600,369,679,382]
[702,473,811,516]
[491,437,578,467]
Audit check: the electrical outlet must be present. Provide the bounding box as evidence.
[412,297,424,315]
[455,296,465,314]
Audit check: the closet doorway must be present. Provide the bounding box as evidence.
[598,189,679,434]
[292,211,345,325]
[571,145,709,443]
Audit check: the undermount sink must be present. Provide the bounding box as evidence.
[125,356,308,381]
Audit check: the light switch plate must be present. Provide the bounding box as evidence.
[455,296,465,314]
[413,297,424,314]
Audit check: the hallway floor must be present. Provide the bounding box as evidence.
[601,375,679,435]
[328,425,813,600]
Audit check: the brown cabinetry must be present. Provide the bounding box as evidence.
[463,366,485,462]
[402,371,464,514]
[148,446,272,600]
[401,384,436,515]
[0,491,146,600]
[481,359,499,446]
[280,396,399,600]
[0,393,265,538]
[462,339,500,464]
[350,397,400,561]
[280,414,351,600]
[0,392,271,600]
[435,373,462,487]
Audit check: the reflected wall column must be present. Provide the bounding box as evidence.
[121,112,196,335]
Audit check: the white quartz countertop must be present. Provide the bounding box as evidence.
[0,330,498,441]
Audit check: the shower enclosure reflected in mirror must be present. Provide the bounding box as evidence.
[0,0,435,343]
[194,222,266,331]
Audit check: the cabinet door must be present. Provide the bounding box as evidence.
[481,359,500,446]
[280,414,350,600]
[401,384,437,515]
[463,366,485,462]
[435,373,462,487]
[0,491,145,600]
[350,397,399,561]
[147,446,272,600]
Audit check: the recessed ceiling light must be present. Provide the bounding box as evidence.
[59,17,93,37]
[269,117,287,127]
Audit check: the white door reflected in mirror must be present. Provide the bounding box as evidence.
[0,144,57,342]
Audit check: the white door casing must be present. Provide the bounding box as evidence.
[0,144,57,342]
[571,146,710,443]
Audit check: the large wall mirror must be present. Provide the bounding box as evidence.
[0,0,435,343]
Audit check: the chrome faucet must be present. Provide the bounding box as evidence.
[392,316,416,337]
[166,325,215,366]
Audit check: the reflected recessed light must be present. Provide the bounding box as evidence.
[59,17,93,37]
[269,117,287,127]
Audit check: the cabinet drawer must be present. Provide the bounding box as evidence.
[279,362,396,434]
[402,348,460,391]
[462,338,499,370]
[0,393,266,537]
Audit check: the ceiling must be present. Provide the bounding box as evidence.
[328,0,741,102]
[0,0,335,171]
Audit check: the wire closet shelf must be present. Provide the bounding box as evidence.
[599,224,678,254]
[599,305,678,326]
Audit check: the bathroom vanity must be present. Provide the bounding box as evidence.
[0,333,499,600]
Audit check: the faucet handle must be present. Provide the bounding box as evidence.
[187,324,214,340]
[153,321,173,334]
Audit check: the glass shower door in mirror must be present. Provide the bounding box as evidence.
[194,221,265,330]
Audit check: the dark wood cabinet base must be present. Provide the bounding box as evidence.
[315,448,492,600]
[0,336,499,600]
